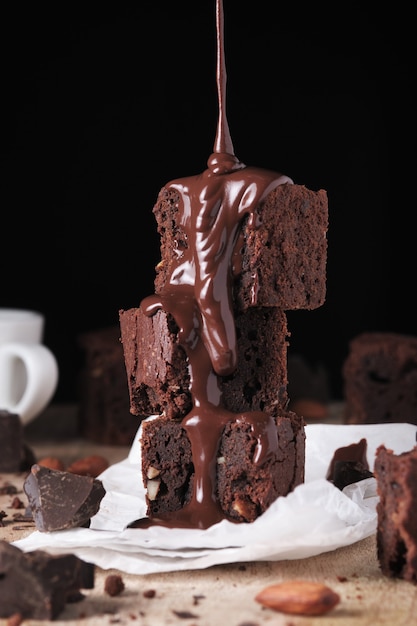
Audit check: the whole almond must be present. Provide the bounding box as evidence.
[255,580,340,616]
[290,398,328,420]
[67,455,109,477]
[37,457,65,471]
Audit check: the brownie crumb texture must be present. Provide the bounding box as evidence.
[374,444,417,583]
[343,332,417,425]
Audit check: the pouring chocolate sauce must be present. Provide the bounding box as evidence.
[130,0,293,530]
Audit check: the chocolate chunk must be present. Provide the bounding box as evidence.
[24,464,106,531]
[331,460,374,491]
[0,540,94,619]
[327,438,373,490]
[0,410,36,472]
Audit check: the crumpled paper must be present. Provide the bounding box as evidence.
[14,421,417,574]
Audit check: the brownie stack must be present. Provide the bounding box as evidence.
[120,181,328,526]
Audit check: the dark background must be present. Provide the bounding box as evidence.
[2,2,415,403]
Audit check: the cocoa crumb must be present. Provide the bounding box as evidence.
[143,589,156,598]
[192,594,206,605]
[9,496,24,509]
[12,511,33,522]
[172,610,199,619]
[336,575,348,582]
[0,484,17,495]
[0,510,7,526]
[105,574,125,597]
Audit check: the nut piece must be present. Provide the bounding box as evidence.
[146,466,160,479]
[146,478,161,501]
[37,457,65,471]
[67,455,109,477]
[231,497,256,522]
[255,580,340,616]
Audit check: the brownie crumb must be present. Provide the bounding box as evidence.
[192,594,206,605]
[172,610,199,619]
[9,496,24,509]
[0,484,18,495]
[143,589,156,598]
[104,574,125,597]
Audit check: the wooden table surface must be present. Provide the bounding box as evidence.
[1,405,416,626]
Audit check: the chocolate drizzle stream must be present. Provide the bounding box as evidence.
[130,0,293,530]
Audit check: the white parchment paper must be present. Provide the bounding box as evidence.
[14,422,417,574]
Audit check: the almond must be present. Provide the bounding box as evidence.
[37,457,65,471]
[255,580,340,616]
[146,466,161,479]
[147,478,161,501]
[67,455,109,477]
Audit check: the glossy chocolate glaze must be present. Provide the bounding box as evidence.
[130,0,293,530]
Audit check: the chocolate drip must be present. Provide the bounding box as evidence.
[130,0,292,530]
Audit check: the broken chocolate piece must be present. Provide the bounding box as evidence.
[0,410,36,472]
[331,460,374,491]
[326,438,373,490]
[24,464,106,531]
[0,540,94,619]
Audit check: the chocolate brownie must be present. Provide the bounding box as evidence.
[77,326,139,445]
[343,332,417,425]
[374,445,417,583]
[153,182,328,313]
[120,306,289,420]
[120,0,328,529]
[140,411,304,523]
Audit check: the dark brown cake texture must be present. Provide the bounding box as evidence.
[77,325,139,445]
[0,540,94,620]
[119,0,328,529]
[343,332,417,425]
[120,172,327,527]
[374,445,417,583]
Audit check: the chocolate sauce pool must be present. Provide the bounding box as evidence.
[130,0,293,530]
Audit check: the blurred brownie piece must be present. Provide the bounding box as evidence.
[77,326,139,445]
[0,410,36,472]
[374,445,417,583]
[343,332,417,425]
